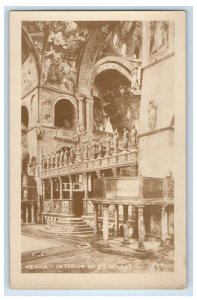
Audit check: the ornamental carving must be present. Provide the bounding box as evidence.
[148,101,157,130]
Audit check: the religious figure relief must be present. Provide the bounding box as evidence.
[63,148,69,166]
[59,148,64,166]
[130,125,138,148]
[97,137,103,158]
[148,101,157,130]
[122,128,129,152]
[75,144,83,163]
[69,147,75,165]
[91,139,97,160]
[149,21,169,57]
[55,151,60,168]
[36,121,43,139]
[113,128,119,154]
[83,143,89,162]
[105,137,112,157]
[131,65,142,91]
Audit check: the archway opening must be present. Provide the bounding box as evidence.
[54,99,76,129]
[21,106,29,132]
[93,69,140,135]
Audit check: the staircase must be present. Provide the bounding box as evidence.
[41,216,94,237]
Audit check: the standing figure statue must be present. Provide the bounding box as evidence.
[50,152,54,169]
[75,144,82,163]
[59,148,64,166]
[91,139,97,160]
[83,143,89,162]
[113,128,119,154]
[122,128,129,152]
[97,136,103,158]
[130,125,138,148]
[69,147,75,165]
[55,151,60,168]
[46,153,50,169]
[105,137,112,157]
[63,148,69,166]
[42,155,46,170]
[36,120,43,139]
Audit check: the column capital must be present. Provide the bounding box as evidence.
[68,175,72,182]
[58,176,62,182]
[96,170,102,179]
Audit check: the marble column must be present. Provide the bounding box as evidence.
[31,203,35,223]
[122,205,129,244]
[68,176,73,214]
[114,204,119,237]
[41,179,46,200]
[78,95,85,128]
[25,206,29,223]
[86,98,94,132]
[137,206,145,251]
[102,204,109,246]
[50,178,54,200]
[59,177,63,199]
[93,203,99,239]
[161,205,168,246]
[84,173,88,199]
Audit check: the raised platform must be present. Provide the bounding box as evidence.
[42,213,93,236]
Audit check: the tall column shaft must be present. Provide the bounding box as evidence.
[50,179,53,200]
[103,204,109,246]
[161,205,167,246]
[114,205,119,237]
[122,205,129,244]
[84,173,88,198]
[93,203,99,239]
[137,206,145,251]
[41,180,46,200]
[59,177,63,199]
[31,204,35,223]
[86,99,93,132]
[25,206,29,223]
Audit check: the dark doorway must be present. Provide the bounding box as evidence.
[54,99,76,129]
[73,192,84,217]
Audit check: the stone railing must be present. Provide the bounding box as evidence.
[41,149,138,178]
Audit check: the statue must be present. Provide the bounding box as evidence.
[130,125,138,148]
[55,151,60,168]
[97,136,103,158]
[59,148,64,166]
[113,128,119,154]
[46,154,50,169]
[69,147,75,164]
[91,139,97,160]
[42,155,46,170]
[105,138,112,157]
[75,144,82,163]
[63,148,69,165]
[122,128,129,152]
[83,143,89,161]
[148,101,157,129]
[49,152,54,169]
[36,121,43,139]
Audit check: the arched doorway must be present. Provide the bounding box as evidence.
[93,69,140,135]
[21,106,29,132]
[54,99,76,129]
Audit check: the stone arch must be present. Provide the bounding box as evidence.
[53,98,77,129]
[91,56,132,89]
[21,105,29,131]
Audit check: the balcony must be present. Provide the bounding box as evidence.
[93,176,174,206]
[41,149,138,178]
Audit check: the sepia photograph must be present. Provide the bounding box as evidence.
[9,10,186,290]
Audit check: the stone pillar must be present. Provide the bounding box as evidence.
[41,179,46,200]
[102,204,109,246]
[78,95,85,128]
[122,205,129,244]
[31,203,35,223]
[161,205,168,246]
[68,176,73,214]
[84,173,88,199]
[114,204,119,237]
[50,178,53,200]
[25,206,29,223]
[93,203,99,239]
[59,177,63,199]
[86,98,94,132]
[137,206,145,252]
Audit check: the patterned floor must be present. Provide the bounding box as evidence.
[21,225,174,273]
